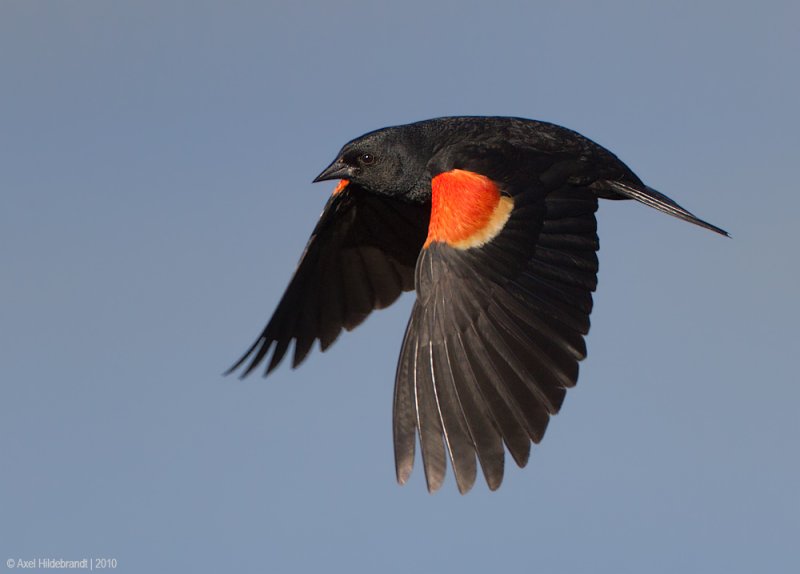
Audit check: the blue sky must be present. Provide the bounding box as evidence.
[1,1,798,572]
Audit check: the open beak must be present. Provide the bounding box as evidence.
[313,159,352,183]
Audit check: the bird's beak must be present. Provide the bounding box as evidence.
[313,159,352,183]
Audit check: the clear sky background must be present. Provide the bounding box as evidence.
[2,1,798,573]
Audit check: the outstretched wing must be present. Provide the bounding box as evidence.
[229,183,430,377]
[393,167,599,493]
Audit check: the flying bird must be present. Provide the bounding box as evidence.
[228,116,727,493]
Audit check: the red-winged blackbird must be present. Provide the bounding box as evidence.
[228,116,727,493]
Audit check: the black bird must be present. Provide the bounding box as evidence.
[228,116,727,493]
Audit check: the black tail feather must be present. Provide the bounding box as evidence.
[607,181,729,237]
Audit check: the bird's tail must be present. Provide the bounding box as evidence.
[604,181,729,236]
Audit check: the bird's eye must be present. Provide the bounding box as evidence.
[360,153,375,165]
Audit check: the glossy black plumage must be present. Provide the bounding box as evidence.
[229,116,727,493]
[227,184,429,376]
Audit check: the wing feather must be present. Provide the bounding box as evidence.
[413,306,448,492]
[394,179,599,490]
[228,185,429,376]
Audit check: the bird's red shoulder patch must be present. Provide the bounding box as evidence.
[425,169,513,249]
[332,179,350,195]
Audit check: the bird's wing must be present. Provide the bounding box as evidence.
[229,183,430,376]
[393,167,599,493]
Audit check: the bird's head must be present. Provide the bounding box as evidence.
[314,124,433,199]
